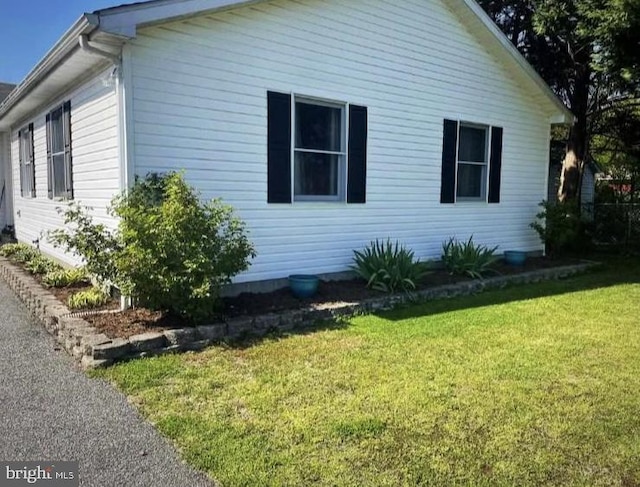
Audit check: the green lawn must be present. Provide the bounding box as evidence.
[95,256,640,486]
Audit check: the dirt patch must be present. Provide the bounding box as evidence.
[83,308,179,339]
[80,256,582,339]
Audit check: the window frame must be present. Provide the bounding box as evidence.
[46,102,73,200]
[455,122,491,203]
[18,123,35,198]
[291,95,348,203]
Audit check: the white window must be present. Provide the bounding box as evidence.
[456,123,489,200]
[46,101,73,199]
[293,97,346,202]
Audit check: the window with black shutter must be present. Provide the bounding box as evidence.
[267,91,367,204]
[440,119,503,204]
[46,101,73,199]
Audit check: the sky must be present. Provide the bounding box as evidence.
[0,0,145,84]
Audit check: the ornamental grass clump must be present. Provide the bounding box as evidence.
[352,239,429,293]
[441,236,499,279]
[42,267,89,288]
[67,287,109,310]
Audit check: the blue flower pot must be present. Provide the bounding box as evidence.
[288,274,319,299]
[504,250,527,266]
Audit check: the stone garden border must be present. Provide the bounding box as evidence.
[0,256,599,368]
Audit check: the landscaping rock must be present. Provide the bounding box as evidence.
[128,332,167,353]
[164,328,197,346]
[196,324,225,342]
[93,338,131,360]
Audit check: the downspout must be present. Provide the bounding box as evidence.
[78,33,131,309]
[78,34,120,63]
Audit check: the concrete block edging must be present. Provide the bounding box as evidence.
[0,256,597,368]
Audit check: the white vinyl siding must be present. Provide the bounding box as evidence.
[10,69,119,266]
[128,0,554,283]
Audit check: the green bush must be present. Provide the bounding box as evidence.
[0,243,32,258]
[530,200,584,255]
[24,255,62,275]
[441,236,499,279]
[112,172,255,322]
[68,287,109,310]
[49,172,256,323]
[48,202,121,286]
[42,268,89,288]
[351,239,428,293]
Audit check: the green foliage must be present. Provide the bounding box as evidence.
[67,287,109,310]
[24,255,62,276]
[48,202,120,286]
[351,239,428,293]
[48,173,255,322]
[530,200,585,255]
[441,236,499,279]
[42,267,89,288]
[0,243,33,259]
[113,172,255,322]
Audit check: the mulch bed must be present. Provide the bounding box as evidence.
[80,256,583,340]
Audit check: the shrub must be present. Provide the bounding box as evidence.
[42,268,89,288]
[48,202,121,286]
[530,200,584,255]
[441,236,499,279]
[112,172,255,322]
[5,243,40,264]
[67,287,109,310]
[24,255,62,275]
[351,239,428,293]
[0,243,31,258]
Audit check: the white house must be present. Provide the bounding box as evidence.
[0,0,572,287]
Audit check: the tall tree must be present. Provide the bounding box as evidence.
[477,0,640,203]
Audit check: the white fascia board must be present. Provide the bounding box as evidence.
[95,0,261,36]
[460,0,575,124]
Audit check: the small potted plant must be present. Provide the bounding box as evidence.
[503,250,527,266]
[288,274,320,298]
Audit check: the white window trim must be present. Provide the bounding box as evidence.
[291,94,348,203]
[48,103,71,200]
[455,122,491,203]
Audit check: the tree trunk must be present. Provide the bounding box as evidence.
[558,60,591,203]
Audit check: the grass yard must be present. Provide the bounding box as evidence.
[95,256,640,486]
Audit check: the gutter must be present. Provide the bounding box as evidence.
[78,34,121,63]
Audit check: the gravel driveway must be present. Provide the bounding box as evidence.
[0,279,214,487]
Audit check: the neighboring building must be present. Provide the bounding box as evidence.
[0,82,16,230]
[0,0,572,286]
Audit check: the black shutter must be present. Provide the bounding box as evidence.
[347,105,367,204]
[488,126,503,204]
[45,113,53,199]
[267,91,291,203]
[28,123,35,197]
[18,128,24,197]
[63,101,73,199]
[440,119,458,204]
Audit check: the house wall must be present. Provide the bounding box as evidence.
[10,69,119,265]
[127,0,554,283]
